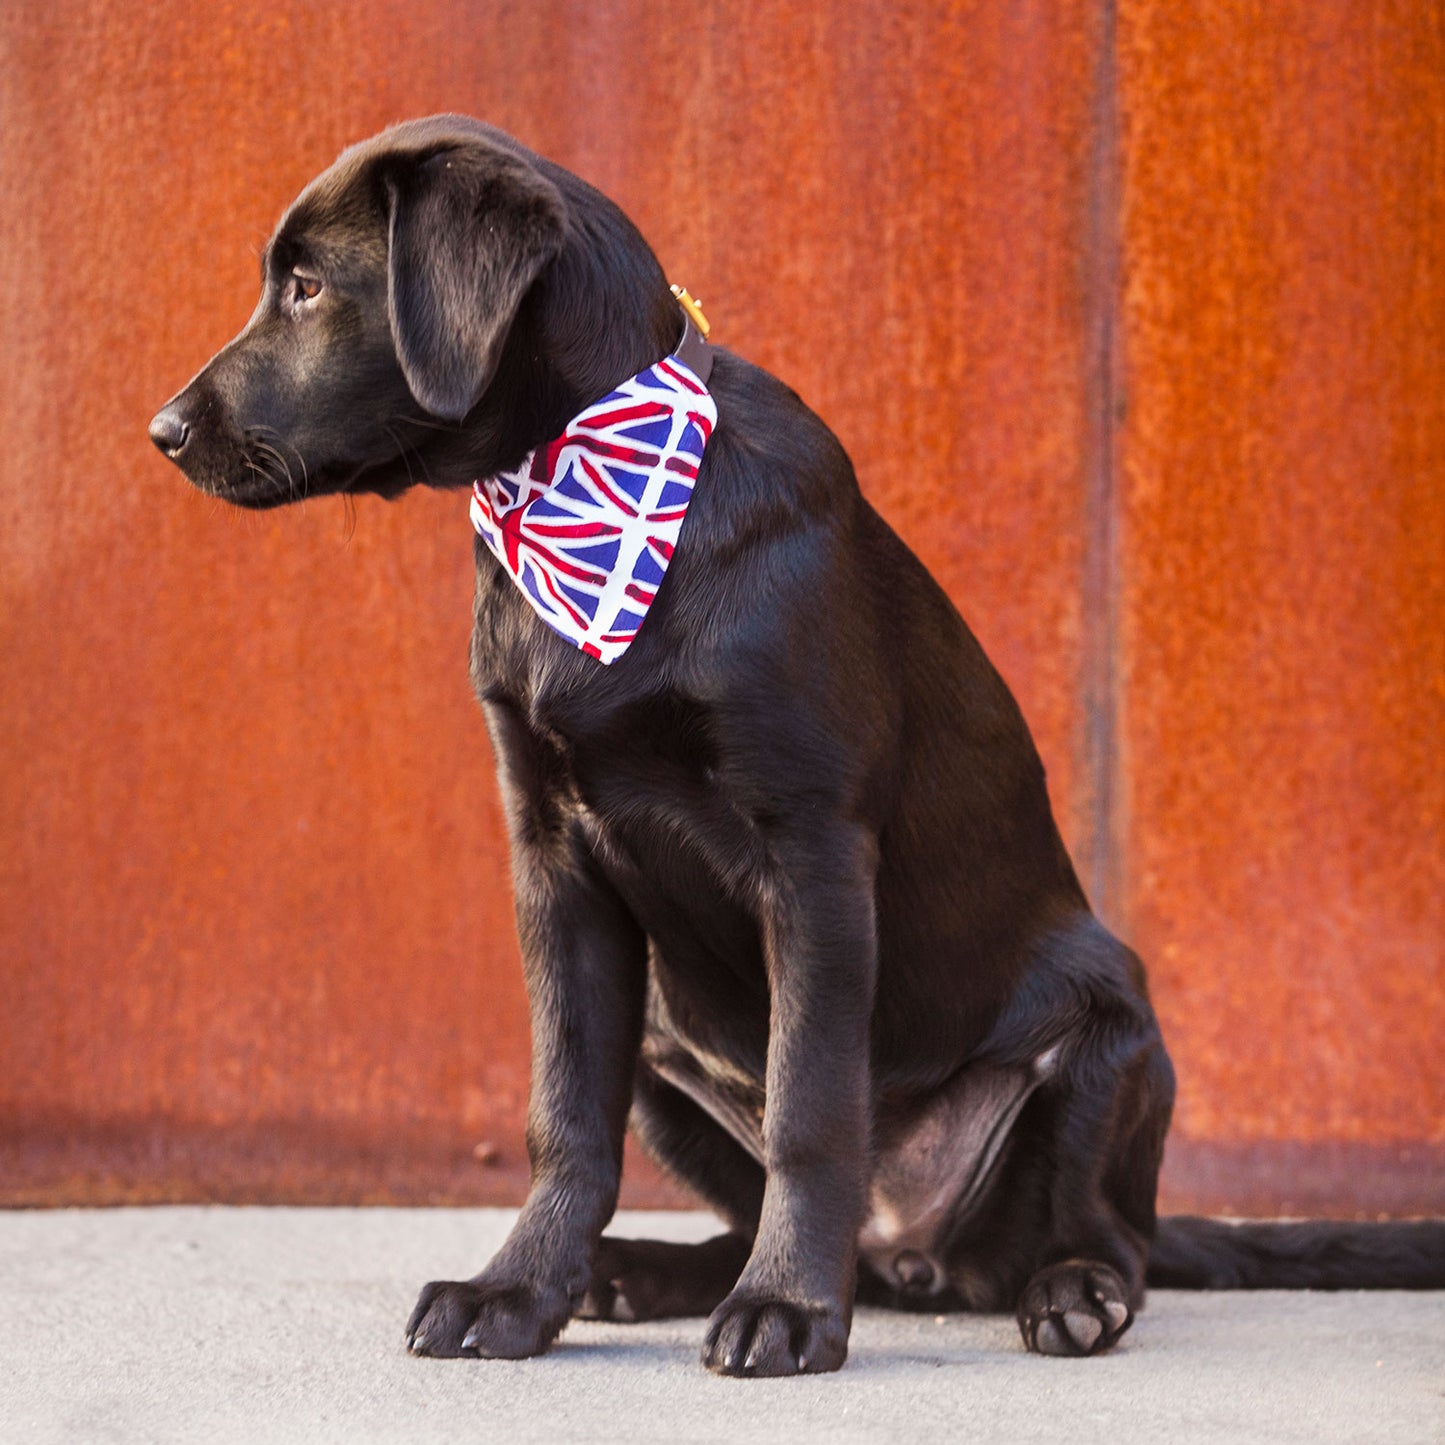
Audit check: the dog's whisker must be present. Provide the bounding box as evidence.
[252,439,298,500]
[383,424,416,490]
[245,426,311,505]
[243,457,279,494]
[388,412,459,434]
[379,417,440,492]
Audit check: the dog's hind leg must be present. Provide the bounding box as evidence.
[1010,1025,1174,1356]
[579,1064,762,1322]
[944,919,1175,1357]
[581,1234,754,1322]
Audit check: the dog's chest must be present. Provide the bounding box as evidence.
[484,663,771,958]
[570,737,772,971]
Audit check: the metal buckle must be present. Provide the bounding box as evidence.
[670,284,711,338]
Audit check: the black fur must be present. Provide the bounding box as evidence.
[151,116,1445,1376]
[1150,1217,1445,1290]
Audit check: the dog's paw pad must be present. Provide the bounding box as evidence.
[1017,1260,1134,1357]
[1033,1309,1102,1354]
[701,1292,847,1377]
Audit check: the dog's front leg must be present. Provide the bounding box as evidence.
[702,824,877,1377]
[407,765,646,1359]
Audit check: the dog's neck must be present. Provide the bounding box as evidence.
[535,206,686,414]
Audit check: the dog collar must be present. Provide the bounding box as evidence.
[470,315,716,664]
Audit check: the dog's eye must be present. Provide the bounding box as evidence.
[290,272,323,305]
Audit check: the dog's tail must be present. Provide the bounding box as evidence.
[1147,1216,1445,1289]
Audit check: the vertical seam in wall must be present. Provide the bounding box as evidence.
[1080,0,1123,926]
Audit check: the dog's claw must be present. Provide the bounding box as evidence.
[406,1278,565,1360]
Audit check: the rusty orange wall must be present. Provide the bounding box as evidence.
[0,1,1438,1214]
[1115,0,1445,1212]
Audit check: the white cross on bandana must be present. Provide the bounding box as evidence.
[470,347,717,664]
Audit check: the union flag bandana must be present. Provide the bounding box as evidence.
[470,331,717,664]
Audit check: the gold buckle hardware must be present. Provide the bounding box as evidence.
[670,284,711,338]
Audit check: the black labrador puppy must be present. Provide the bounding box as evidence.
[151,116,1443,1375]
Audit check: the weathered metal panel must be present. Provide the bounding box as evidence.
[1117,0,1445,1210]
[2,0,1438,1213]
[0,1,1100,1204]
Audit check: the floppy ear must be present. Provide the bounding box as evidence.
[385,144,566,421]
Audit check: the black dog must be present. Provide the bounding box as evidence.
[151,116,1443,1375]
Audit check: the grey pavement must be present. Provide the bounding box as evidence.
[1,1207,1440,1443]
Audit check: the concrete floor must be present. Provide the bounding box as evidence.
[1,1207,1441,1444]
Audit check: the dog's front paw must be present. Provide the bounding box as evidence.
[1016,1259,1133,1357]
[405,1279,567,1360]
[701,1291,848,1377]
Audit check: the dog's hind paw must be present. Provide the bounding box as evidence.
[405,1278,567,1360]
[701,1291,848,1377]
[1016,1260,1134,1357]
[577,1233,750,1323]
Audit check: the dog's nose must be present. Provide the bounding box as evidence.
[148,405,191,459]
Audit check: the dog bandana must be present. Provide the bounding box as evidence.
[470,322,716,664]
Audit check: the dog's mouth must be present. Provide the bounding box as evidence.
[213,474,305,509]
[179,443,414,511]
[181,447,316,511]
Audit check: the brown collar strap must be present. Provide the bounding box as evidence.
[670,285,713,385]
[675,313,712,386]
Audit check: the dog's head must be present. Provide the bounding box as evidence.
[150,117,588,508]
